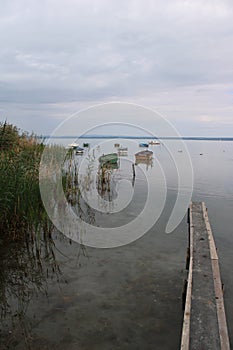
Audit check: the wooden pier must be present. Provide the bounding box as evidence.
[181,202,230,350]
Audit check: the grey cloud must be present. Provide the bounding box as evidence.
[0,0,233,134]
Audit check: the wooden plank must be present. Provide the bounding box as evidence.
[180,203,193,350]
[202,202,218,260]
[190,202,220,349]
[202,202,230,350]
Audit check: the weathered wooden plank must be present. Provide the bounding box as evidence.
[190,202,220,349]
[202,202,230,350]
[202,202,218,260]
[180,203,194,350]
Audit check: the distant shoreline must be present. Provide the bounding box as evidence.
[38,135,233,141]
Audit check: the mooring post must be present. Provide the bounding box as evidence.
[132,163,135,179]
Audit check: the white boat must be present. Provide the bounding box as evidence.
[149,140,160,145]
[76,147,84,155]
[67,142,79,149]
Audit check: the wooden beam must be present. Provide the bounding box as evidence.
[202,202,230,350]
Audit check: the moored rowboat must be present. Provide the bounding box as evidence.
[139,142,149,147]
[149,140,160,145]
[99,153,118,165]
[135,150,153,159]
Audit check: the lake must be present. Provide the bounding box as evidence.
[0,139,232,349]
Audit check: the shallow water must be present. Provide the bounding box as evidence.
[0,139,233,349]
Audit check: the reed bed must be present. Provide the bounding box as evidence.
[0,121,52,244]
[0,122,92,321]
[0,122,64,328]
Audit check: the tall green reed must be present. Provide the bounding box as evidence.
[0,122,63,324]
[0,121,51,243]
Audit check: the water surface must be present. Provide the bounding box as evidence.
[1,139,232,349]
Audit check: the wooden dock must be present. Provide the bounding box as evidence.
[180,202,230,350]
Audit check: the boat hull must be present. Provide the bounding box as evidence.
[99,153,119,165]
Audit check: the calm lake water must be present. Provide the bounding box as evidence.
[0,139,233,349]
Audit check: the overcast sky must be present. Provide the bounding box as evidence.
[0,0,233,136]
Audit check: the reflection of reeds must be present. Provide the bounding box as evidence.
[62,150,97,226]
[0,233,61,317]
[97,163,119,201]
[0,230,65,350]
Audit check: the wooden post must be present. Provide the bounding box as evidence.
[132,163,135,178]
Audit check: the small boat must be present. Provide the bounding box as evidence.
[149,140,160,145]
[114,143,120,148]
[99,153,118,165]
[83,143,90,147]
[135,150,153,167]
[135,150,153,160]
[118,147,128,156]
[75,147,84,155]
[139,142,149,148]
[67,142,79,149]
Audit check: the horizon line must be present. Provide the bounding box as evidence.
[38,135,233,141]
